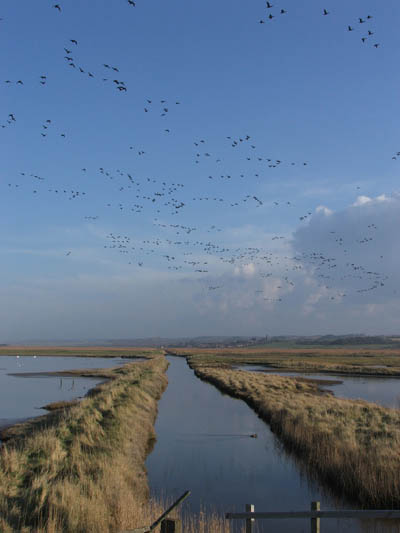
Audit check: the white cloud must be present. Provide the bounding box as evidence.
[315,205,333,216]
[353,195,372,206]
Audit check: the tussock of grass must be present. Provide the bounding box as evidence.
[190,362,400,509]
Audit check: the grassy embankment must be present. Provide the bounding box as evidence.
[0,356,235,532]
[185,352,400,509]
[171,345,400,376]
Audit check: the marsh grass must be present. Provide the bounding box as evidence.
[0,356,242,532]
[0,358,168,532]
[172,347,400,376]
[190,361,400,509]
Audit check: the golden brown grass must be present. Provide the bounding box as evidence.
[0,357,169,532]
[190,361,400,509]
[0,356,241,532]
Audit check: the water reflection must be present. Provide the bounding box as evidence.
[146,357,399,532]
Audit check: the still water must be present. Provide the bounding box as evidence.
[0,355,136,430]
[235,365,400,409]
[147,357,400,532]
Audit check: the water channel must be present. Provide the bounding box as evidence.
[0,355,137,431]
[146,356,400,532]
[235,365,400,409]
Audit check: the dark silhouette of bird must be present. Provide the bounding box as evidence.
[348,26,354,31]
[374,43,380,48]
[266,1,273,8]
[70,39,78,45]
[53,4,61,11]
[323,9,329,15]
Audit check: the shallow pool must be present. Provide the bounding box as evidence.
[0,355,141,429]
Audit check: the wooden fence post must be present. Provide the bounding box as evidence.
[160,518,181,533]
[311,501,320,533]
[245,503,255,533]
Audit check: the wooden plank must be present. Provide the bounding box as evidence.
[311,502,320,533]
[245,504,254,533]
[148,490,190,531]
[226,510,400,520]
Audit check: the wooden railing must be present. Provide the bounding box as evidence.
[226,501,400,532]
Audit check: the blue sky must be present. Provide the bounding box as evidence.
[1,0,400,340]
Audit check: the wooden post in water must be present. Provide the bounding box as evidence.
[160,518,181,533]
[311,501,320,533]
[245,503,255,533]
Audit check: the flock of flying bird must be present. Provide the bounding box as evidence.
[259,4,381,48]
[1,1,393,306]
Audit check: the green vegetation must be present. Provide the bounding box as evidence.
[0,345,161,358]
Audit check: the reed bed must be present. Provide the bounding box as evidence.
[190,361,400,509]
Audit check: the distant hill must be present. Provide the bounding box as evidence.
[295,335,396,346]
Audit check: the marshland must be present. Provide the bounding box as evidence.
[1,345,400,531]
[3,0,400,530]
